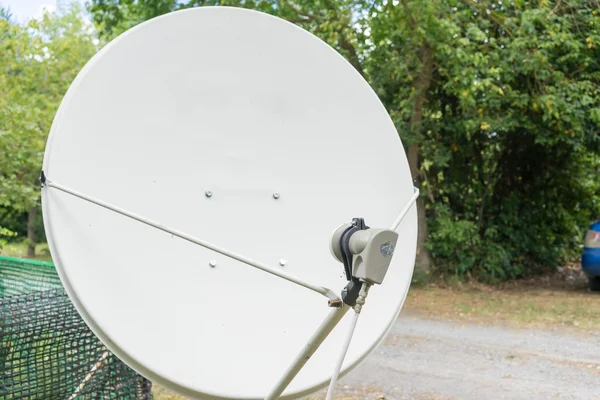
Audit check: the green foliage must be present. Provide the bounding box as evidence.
[0,226,17,249]
[426,205,481,276]
[89,0,600,280]
[426,204,514,282]
[0,3,98,240]
[4,0,596,280]
[363,0,600,280]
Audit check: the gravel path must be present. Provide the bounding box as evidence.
[334,313,600,400]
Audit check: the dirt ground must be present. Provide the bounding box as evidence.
[152,263,600,399]
[323,312,600,400]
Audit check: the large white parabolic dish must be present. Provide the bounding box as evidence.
[42,7,417,400]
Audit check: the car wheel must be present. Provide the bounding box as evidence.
[588,277,600,291]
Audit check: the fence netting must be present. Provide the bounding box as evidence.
[0,255,153,399]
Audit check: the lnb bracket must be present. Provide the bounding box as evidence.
[331,218,399,306]
[40,170,47,188]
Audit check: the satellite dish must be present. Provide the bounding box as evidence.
[41,6,418,400]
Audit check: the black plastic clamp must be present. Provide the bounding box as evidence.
[339,218,369,306]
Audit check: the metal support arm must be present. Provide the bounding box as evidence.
[265,305,350,400]
[391,187,420,231]
[265,187,419,399]
[43,177,340,303]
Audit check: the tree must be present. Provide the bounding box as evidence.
[0,4,98,256]
[88,0,600,280]
[364,0,600,279]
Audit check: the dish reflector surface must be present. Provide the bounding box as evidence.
[42,7,417,399]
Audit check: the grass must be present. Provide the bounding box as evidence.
[152,385,187,400]
[153,384,396,400]
[404,285,600,331]
[403,265,600,332]
[0,240,52,262]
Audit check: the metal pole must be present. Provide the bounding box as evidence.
[324,284,370,400]
[265,305,350,400]
[391,187,419,231]
[324,311,359,400]
[44,179,340,303]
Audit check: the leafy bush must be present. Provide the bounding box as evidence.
[426,205,480,277]
[0,226,17,249]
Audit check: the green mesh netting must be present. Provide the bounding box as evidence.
[0,255,153,399]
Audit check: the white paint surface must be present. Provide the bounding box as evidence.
[42,7,417,400]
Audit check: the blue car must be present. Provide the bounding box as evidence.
[582,221,600,290]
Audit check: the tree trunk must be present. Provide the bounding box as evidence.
[27,206,36,258]
[408,44,434,271]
